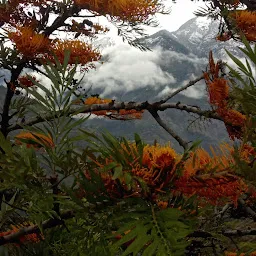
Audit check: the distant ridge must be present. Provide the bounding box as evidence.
[171,16,243,59]
[140,29,190,54]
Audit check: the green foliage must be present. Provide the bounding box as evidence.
[225,36,256,117]
[224,36,256,185]
[110,200,194,256]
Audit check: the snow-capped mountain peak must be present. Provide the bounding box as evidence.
[195,17,212,29]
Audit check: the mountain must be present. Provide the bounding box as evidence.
[141,29,191,54]
[171,17,244,59]
[92,36,117,52]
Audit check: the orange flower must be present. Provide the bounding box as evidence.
[228,10,256,41]
[84,96,111,116]
[207,78,229,107]
[240,144,256,161]
[48,40,101,67]
[84,96,112,105]
[129,143,179,189]
[229,143,256,164]
[142,144,178,170]
[74,0,164,23]
[0,1,46,27]
[217,108,247,139]
[8,26,50,58]
[84,97,143,119]
[216,32,232,41]
[157,201,168,209]
[175,175,247,205]
[204,50,248,140]
[109,109,144,120]
[93,23,109,33]
[174,144,247,205]
[18,75,38,88]
[15,131,55,149]
[208,50,216,75]
[81,143,180,200]
[181,145,234,178]
[0,222,44,245]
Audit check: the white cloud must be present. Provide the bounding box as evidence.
[157,85,175,98]
[157,73,206,99]
[178,74,206,99]
[159,49,208,68]
[82,44,176,96]
[142,0,206,35]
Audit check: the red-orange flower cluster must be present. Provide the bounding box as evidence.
[228,10,256,42]
[0,1,45,28]
[174,145,248,205]
[204,51,247,140]
[74,0,164,23]
[216,32,232,42]
[18,75,38,88]
[80,143,180,200]
[84,97,144,120]
[78,138,256,208]
[0,222,43,246]
[8,26,50,58]
[47,39,101,69]
[15,131,55,149]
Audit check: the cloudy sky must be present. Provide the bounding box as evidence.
[90,0,207,37]
[144,0,206,34]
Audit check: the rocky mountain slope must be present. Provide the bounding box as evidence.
[171,17,243,59]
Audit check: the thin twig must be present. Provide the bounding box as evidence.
[148,109,189,150]
[222,228,256,237]
[215,203,232,219]
[227,236,240,251]
[238,198,256,221]
[158,75,205,104]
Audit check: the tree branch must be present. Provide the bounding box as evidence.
[6,101,223,133]
[0,63,26,138]
[158,74,205,104]
[239,0,256,10]
[43,5,81,37]
[222,228,256,237]
[238,198,256,221]
[0,210,74,246]
[148,109,189,150]
[188,228,256,238]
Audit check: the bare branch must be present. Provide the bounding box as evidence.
[238,198,256,221]
[215,203,232,219]
[148,109,189,150]
[188,229,256,238]
[238,0,256,10]
[158,75,205,104]
[222,228,256,237]
[0,210,74,246]
[6,101,223,133]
